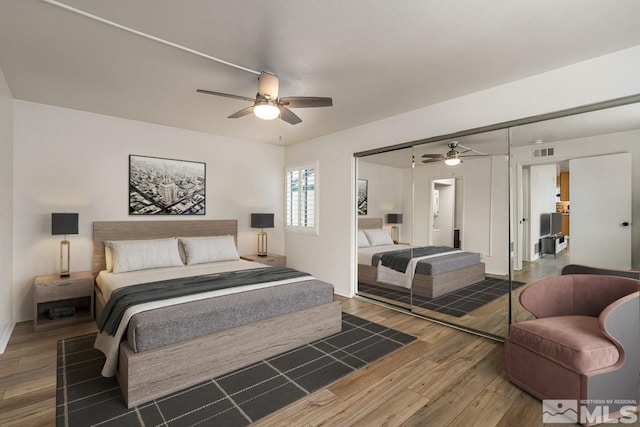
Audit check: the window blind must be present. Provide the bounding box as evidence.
[285,162,318,234]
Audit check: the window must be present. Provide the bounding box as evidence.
[285,162,318,234]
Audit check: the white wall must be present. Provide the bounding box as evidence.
[528,164,557,259]
[356,161,405,236]
[12,101,285,322]
[284,45,640,297]
[0,67,14,351]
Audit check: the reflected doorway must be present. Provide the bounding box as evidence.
[429,177,463,248]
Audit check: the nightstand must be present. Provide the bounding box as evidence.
[33,271,94,331]
[241,253,287,267]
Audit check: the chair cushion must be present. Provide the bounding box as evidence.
[509,315,619,374]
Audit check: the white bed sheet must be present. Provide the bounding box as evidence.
[95,259,313,377]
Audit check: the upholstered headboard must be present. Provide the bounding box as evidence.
[92,220,237,275]
[358,218,383,229]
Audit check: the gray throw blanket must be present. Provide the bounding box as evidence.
[97,267,309,336]
[374,246,457,273]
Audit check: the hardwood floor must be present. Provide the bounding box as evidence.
[0,295,564,427]
[0,320,97,426]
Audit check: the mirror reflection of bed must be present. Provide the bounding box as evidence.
[357,218,520,336]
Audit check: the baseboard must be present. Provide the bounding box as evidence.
[334,288,354,298]
[0,322,15,354]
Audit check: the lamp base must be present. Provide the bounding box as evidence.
[391,226,399,244]
[257,231,268,257]
[60,239,71,279]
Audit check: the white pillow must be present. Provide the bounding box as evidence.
[179,235,239,265]
[363,228,394,246]
[108,238,184,273]
[357,230,370,248]
[104,242,114,272]
[105,239,177,272]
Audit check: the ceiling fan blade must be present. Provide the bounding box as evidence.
[279,97,333,108]
[279,107,302,125]
[421,154,445,159]
[197,89,255,103]
[258,71,279,99]
[422,158,443,164]
[228,106,254,119]
[457,144,488,156]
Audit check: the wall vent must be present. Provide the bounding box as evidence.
[533,146,555,158]
[534,242,540,254]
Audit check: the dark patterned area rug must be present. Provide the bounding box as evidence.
[56,313,416,427]
[359,277,525,317]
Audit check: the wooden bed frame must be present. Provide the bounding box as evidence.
[358,218,485,298]
[93,220,342,408]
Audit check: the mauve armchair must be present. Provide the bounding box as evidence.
[505,272,639,425]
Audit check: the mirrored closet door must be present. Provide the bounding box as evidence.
[355,130,513,338]
[356,147,414,310]
[509,101,640,324]
[408,129,511,338]
[355,96,640,339]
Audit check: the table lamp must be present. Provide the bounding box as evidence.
[52,213,78,277]
[251,213,274,256]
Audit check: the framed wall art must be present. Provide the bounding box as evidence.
[129,154,206,215]
[357,179,368,215]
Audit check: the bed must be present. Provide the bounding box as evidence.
[92,220,342,408]
[357,218,485,298]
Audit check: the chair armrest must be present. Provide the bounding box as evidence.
[562,264,640,280]
[598,292,640,369]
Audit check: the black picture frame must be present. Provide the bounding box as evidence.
[129,154,206,215]
[357,179,368,215]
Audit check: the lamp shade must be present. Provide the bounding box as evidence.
[386,213,403,224]
[251,213,274,228]
[52,213,79,235]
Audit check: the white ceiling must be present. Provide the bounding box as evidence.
[1,0,640,145]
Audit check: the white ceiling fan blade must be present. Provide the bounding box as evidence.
[258,71,279,99]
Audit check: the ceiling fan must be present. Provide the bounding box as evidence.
[421,141,488,166]
[197,71,332,125]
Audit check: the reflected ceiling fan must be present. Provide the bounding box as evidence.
[197,71,332,125]
[421,141,488,166]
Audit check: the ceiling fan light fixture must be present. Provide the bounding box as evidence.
[253,100,280,120]
[444,157,461,166]
[444,147,461,165]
